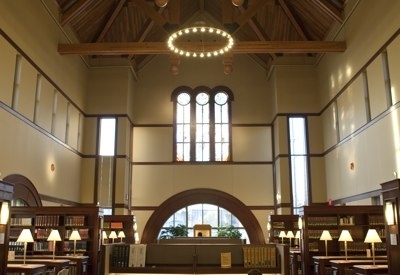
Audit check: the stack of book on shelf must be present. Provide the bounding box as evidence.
[111,244,147,268]
[242,245,277,268]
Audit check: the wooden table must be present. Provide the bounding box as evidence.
[352,264,388,275]
[330,260,387,275]
[9,259,70,273]
[313,256,387,275]
[7,263,47,275]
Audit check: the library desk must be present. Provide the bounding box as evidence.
[352,264,388,275]
[15,255,89,275]
[313,256,387,275]
[7,263,47,275]
[330,260,387,275]
[8,259,70,273]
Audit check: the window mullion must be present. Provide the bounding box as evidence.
[190,100,196,161]
[209,99,215,161]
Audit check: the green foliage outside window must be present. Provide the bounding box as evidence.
[159,224,188,239]
[217,225,242,239]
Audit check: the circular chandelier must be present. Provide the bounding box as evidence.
[167,24,234,58]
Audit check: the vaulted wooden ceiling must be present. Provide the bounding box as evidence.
[56,0,346,74]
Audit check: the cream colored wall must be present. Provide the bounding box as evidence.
[0,0,88,203]
[131,53,274,242]
[0,0,88,109]
[318,0,400,201]
[134,54,272,124]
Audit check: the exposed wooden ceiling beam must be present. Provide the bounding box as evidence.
[58,41,346,55]
[278,0,308,40]
[311,0,343,23]
[61,0,95,26]
[96,0,127,42]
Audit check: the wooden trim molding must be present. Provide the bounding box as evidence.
[3,174,42,207]
[140,188,265,244]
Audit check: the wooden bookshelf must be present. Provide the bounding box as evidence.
[268,214,300,246]
[9,206,100,275]
[381,179,400,275]
[0,181,13,273]
[298,205,386,275]
[103,215,135,244]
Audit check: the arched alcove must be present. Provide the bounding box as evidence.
[3,174,42,206]
[141,188,265,244]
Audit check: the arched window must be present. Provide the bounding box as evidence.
[159,203,249,243]
[172,86,233,162]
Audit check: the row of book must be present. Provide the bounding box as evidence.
[111,244,147,268]
[243,245,277,268]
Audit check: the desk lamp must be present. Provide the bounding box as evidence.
[47,229,61,260]
[279,231,286,244]
[69,230,81,256]
[364,229,382,266]
[338,230,353,261]
[286,231,295,247]
[320,230,332,256]
[17,229,34,265]
[118,231,126,242]
[109,231,117,243]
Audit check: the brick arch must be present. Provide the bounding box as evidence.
[3,174,42,206]
[141,188,265,244]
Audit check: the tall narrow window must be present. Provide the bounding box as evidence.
[99,118,116,156]
[173,86,233,162]
[289,117,309,214]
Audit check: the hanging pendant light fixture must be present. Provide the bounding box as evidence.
[167,21,234,58]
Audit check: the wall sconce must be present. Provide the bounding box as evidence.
[0,201,10,225]
[364,229,382,266]
[385,201,395,225]
[338,230,353,261]
[102,231,108,245]
[320,230,332,256]
[69,230,81,256]
[47,229,61,260]
[298,217,303,230]
[118,231,126,243]
[17,229,34,265]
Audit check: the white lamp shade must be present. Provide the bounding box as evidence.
[0,201,10,224]
[338,230,353,242]
[118,231,126,238]
[286,231,295,238]
[320,230,332,241]
[364,229,382,243]
[295,231,300,239]
[47,229,61,241]
[17,229,34,243]
[102,231,108,239]
[109,231,117,239]
[278,231,286,238]
[69,230,81,241]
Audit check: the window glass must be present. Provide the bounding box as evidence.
[99,118,116,156]
[173,87,232,162]
[289,117,309,213]
[160,203,248,243]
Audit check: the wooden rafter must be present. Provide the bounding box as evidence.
[58,40,346,55]
[233,0,266,33]
[278,0,308,40]
[131,0,168,30]
[61,0,95,26]
[96,0,127,42]
[311,0,343,23]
